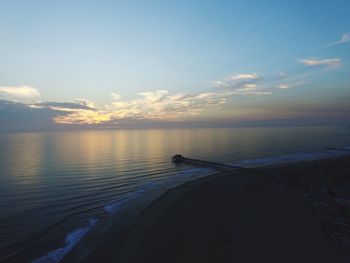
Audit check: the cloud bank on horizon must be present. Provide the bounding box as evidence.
[0,53,346,128]
[0,55,348,129]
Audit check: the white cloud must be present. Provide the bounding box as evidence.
[213,73,263,91]
[0,69,312,126]
[278,84,292,89]
[242,84,257,90]
[111,92,121,100]
[212,80,230,88]
[54,110,112,124]
[230,73,258,80]
[75,98,96,109]
[53,90,229,124]
[278,82,305,89]
[322,33,350,48]
[277,72,288,79]
[138,89,169,103]
[299,58,341,67]
[233,84,271,95]
[0,86,40,99]
[337,33,350,44]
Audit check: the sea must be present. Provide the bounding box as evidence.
[1,126,350,262]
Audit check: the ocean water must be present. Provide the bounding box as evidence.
[0,126,350,262]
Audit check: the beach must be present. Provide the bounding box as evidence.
[82,155,350,263]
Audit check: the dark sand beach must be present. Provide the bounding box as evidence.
[83,155,350,263]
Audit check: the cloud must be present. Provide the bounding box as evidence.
[53,90,229,124]
[0,86,40,100]
[51,63,335,125]
[213,73,270,95]
[0,100,59,131]
[35,101,95,111]
[278,82,305,89]
[299,58,341,67]
[54,109,113,124]
[338,33,350,44]
[0,61,335,128]
[212,80,230,88]
[233,84,271,95]
[75,98,96,109]
[111,92,121,100]
[230,73,259,80]
[322,33,350,48]
[0,86,232,127]
[213,73,263,90]
[278,72,288,79]
[0,99,103,131]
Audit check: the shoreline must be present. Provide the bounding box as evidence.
[55,150,350,263]
[86,154,350,263]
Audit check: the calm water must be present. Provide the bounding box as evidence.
[1,127,350,262]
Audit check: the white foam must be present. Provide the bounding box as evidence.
[335,198,350,205]
[231,149,349,168]
[31,218,99,263]
[33,175,203,263]
[104,181,156,214]
[332,147,350,151]
[175,167,213,177]
[104,168,215,214]
[32,181,160,263]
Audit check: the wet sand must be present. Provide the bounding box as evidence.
[89,156,350,263]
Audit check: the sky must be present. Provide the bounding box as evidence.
[0,0,349,131]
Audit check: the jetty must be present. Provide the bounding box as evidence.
[172,154,244,171]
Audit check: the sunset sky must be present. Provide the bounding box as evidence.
[0,0,349,130]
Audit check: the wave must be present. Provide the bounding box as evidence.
[104,181,156,214]
[103,168,214,214]
[32,218,98,263]
[231,148,350,168]
[30,167,212,263]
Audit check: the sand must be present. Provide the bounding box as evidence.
[85,156,350,263]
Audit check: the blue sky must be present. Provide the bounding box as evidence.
[0,0,349,130]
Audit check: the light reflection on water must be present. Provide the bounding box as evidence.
[0,126,349,261]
